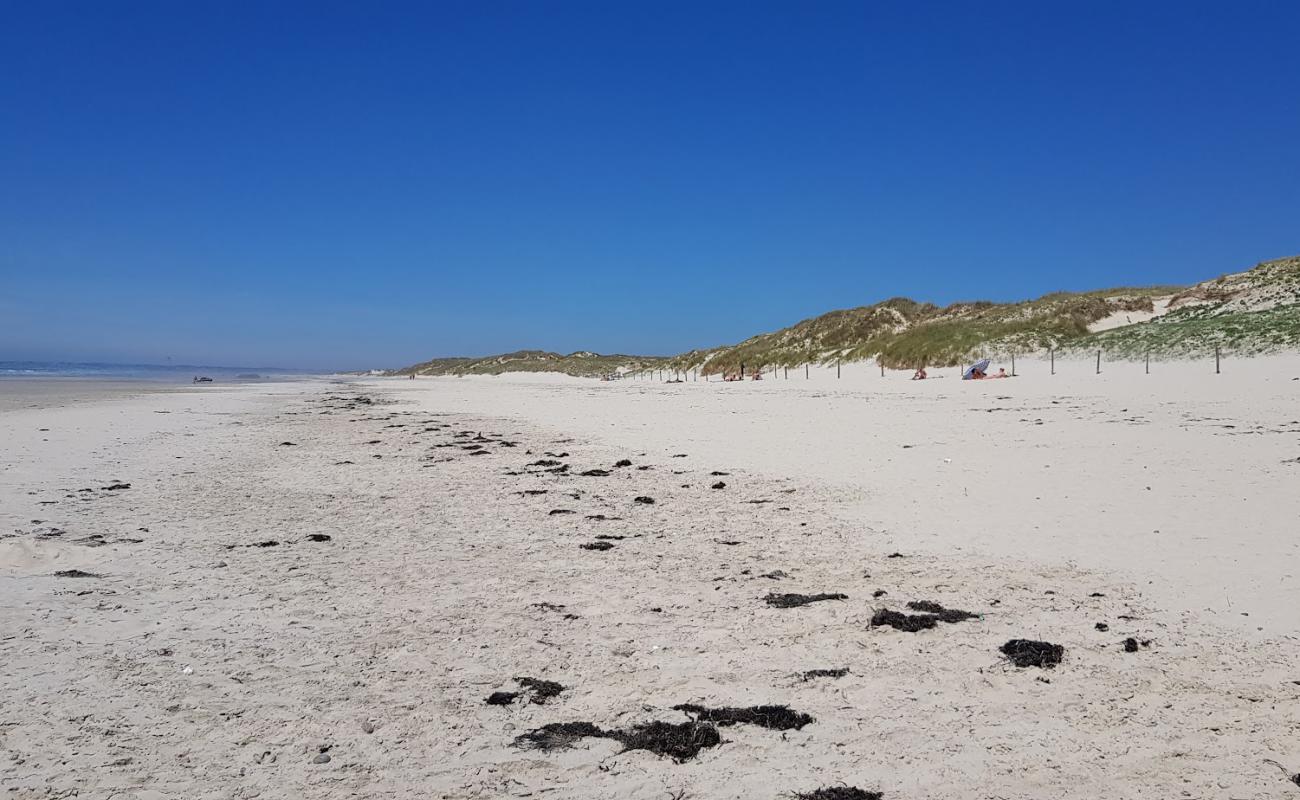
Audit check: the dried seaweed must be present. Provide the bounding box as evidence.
[1001,639,1065,668]
[765,593,846,608]
[673,703,813,731]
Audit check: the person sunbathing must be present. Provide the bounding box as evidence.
[911,367,927,380]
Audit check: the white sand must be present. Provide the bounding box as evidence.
[2,368,1299,798]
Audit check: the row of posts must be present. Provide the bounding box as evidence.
[630,347,1225,381]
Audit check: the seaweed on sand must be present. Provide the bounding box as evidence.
[765,593,847,608]
[1001,639,1065,668]
[799,668,849,681]
[672,703,813,731]
[905,600,978,622]
[513,720,720,762]
[794,788,883,800]
[515,677,565,703]
[581,541,614,551]
[870,609,938,632]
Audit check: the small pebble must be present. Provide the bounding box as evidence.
[313,753,331,764]
[361,721,375,734]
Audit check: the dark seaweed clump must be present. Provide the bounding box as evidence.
[905,600,979,622]
[581,469,611,477]
[1123,637,1139,653]
[516,677,565,703]
[765,592,847,609]
[634,496,656,504]
[1001,639,1065,668]
[799,668,848,681]
[485,691,518,705]
[53,569,101,578]
[794,788,883,800]
[672,703,813,731]
[581,541,614,551]
[614,459,633,467]
[870,608,937,632]
[513,720,720,762]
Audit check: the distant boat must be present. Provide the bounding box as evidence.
[193,376,214,383]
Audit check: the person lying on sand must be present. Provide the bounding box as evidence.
[911,367,927,380]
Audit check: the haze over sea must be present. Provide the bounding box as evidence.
[0,361,312,381]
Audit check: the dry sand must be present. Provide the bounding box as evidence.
[2,365,1298,799]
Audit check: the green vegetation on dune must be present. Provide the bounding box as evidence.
[389,256,1299,377]
[391,349,667,378]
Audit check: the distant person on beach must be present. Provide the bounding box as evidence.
[911,367,927,380]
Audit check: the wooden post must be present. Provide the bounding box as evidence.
[1215,346,1220,374]
[837,359,841,379]
[784,366,788,380]
[1096,350,1101,375]
[740,362,745,379]
[1145,352,1149,374]
[880,362,885,377]
[1050,348,1055,375]
[1011,353,1016,377]
[805,363,809,379]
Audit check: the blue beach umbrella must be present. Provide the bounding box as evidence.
[962,358,991,380]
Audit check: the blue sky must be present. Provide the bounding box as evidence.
[2,1,1298,370]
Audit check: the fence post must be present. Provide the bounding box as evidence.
[805,363,809,379]
[1145,352,1149,374]
[784,366,788,380]
[1011,352,1016,377]
[837,359,841,379]
[1215,346,1220,374]
[1050,348,1055,375]
[1096,350,1101,375]
[880,362,885,377]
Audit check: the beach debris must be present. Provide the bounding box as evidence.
[906,600,979,622]
[585,514,622,521]
[761,570,789,580]
[872,589,888,598]
[1123,637,1139,652]
[614,459,633,467]
[514,720,721,762]
[100,482,131,491]
[581,469,611,477]
[594,534,625,540]
[361,721,376,734]
[334,460,355,465]
[766,592,847,608]
[1095,622,1109,631]
[794,788,883,800]
[253,540,280,547]
[278,442,297,447]
[531,602,567,612]
[886,552,905,558]
[672,453,687,458]
[529,459,563,467]
[712,481,726,489]
[53,569,101,578]
[870,609,938,632]
[312,753,331,764]
[634,496,656,504]
[515,677,565,703]
[710,471,730,476]
[581,541,614,551]
[799,668,849,682]
[1001,639,1065,668]
[636,465,652,470]
[672,703,813,731]
[717,539,741,546]
[306,534,331,542]
[548,509,575,516]
[485,691,519,705]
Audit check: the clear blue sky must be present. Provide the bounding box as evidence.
[3,1,1298,370]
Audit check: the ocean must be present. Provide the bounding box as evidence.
[0,361,312,382]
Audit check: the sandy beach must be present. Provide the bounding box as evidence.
[2,366,1298,799]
